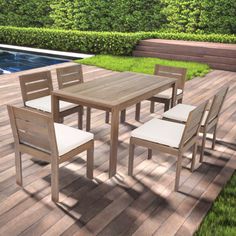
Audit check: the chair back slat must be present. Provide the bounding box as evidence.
[206,86,229,124]
[181,101,208,146]
[56,64,83,89]
[7,105,57,154]
[19,71,52,102]
[25,80,49,92]
[154,64,187,90]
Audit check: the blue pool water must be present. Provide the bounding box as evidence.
[0,50,70,74]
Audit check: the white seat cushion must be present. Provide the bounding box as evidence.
[162,104,208,125]
[131,118,185,148]
[154,88,183,99]
[25,95,77,113]
[54,123,94,156]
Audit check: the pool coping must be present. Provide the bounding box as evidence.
[0,44,94,59]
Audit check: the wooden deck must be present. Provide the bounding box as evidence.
[0,63,236,236]
[133,39,236,72]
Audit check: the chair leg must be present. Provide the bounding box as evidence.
[81,105,84,115]
[191,143,198,172]
[87,143,94,179]
[128,141,135,176]
[51,158,59,202]
[78,106,83,130]
[178,98,183,104]
[200,130,207,163]
[106,110,126,124]
[105,111,110,123]
[147,149,152,160]
[212,125,217,150]
[175,153,183,191]
[120,109,126,123]
[15,151,22,186]
[86,107,91,132]
[150,101,155,113]
[135,103,141,121]
[164,100,170,112]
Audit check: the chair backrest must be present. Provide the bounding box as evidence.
[154,64,187,90]
[205,86,229,125]
[180,101,208,147]
[19,71,53,104]
[7,105,58,155]
[56,64,83,89]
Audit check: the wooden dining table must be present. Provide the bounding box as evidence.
[51,71,177,178]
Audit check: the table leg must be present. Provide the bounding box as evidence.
[171,81,177,108]
[86,107,91,131]
[135,102,141,121]
[105,111,110,123]
[109,108,120,178]
[51,95,60,123]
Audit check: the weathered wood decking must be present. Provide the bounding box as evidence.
[0,63,236,236]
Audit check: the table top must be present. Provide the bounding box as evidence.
[52,72,176,110]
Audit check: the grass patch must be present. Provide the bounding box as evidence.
[195,171,236,236]
[79,55,210,80]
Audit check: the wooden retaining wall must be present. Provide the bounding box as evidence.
[133,39,236,71]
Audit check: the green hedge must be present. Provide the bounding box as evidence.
[199,0,236,34]
[0,27,139,55]
[50,0,236,34]
[50,0,164,32]
[0,26,236,55]
[0,0,52,27]
[0,0,236,34]
[161,0,236,34]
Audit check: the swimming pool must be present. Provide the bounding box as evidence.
[0,50,70,74]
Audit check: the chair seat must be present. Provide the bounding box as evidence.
[154,88,183,99]
[25,95,78,113]
[162,104,208,125]
[55,123,94,156]
[131,118,185,148]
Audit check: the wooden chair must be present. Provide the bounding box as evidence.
[162,86,229,162]
[7,105,94,202]
[56,64,92,131]
[56,64,84,89]
[19,70,83,129]
[128,101,208,191]
[57,64,126,130]
[135,65,187,121]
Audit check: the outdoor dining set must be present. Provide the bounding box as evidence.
[7,63,229,202]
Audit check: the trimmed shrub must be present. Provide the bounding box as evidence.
[0,27,140,55]
[138,32,236,44]
[0,26,235,55]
